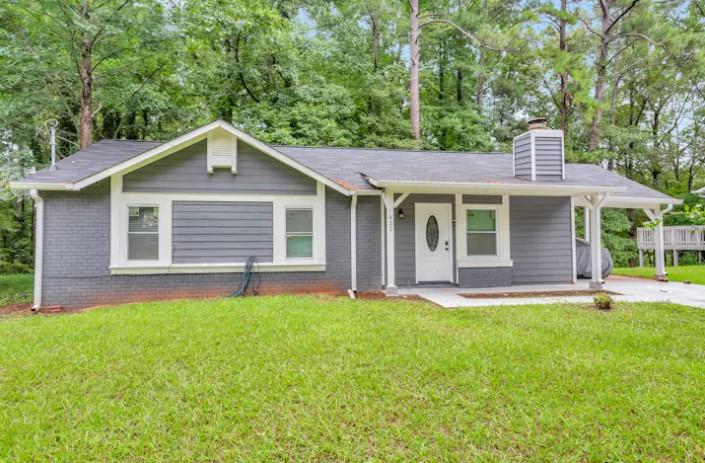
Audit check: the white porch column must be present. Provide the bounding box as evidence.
[382,190,397,295]
[589,201,603,289]
[584,206,590,241]
[654,216,667,280]
[638,249,644,267]
[644,208,667,281]
[584,194,608,290]
[673,249,679,266]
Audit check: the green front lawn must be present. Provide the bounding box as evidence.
[613,264,705,285]
[2,296,705,461]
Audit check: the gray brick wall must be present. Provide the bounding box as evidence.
[458,267,512,288]
[39,183,365,308]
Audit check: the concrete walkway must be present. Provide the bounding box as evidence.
[398,276,705,309]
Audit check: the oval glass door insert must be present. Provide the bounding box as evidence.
[426,215,439,251]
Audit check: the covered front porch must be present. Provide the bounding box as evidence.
[379,186,678,295]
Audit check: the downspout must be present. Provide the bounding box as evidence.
[30,189,43,311]
[349,193,358,298]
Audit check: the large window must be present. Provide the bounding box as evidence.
[466,209,497,256]
[286,208,313,258]
[128,206,159,260]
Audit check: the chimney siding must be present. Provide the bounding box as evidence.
[513,129,564,182]
[513,133,533,180]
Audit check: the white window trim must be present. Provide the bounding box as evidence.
[457,196,512,268]
[110,175,327,274]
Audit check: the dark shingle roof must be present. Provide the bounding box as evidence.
[23,139,162,185]
[274,146,674,201]
[16,138,675,203]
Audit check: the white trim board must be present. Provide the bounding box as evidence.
[110,175,327,273]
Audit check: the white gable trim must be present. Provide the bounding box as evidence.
[69,120,351,196]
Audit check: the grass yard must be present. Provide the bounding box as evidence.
[613,264,705,285]
[0,274,33,308]
[2,296,705,461]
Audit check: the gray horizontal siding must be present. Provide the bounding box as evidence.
[510,196,573,284]
[534,136,562,180]
[513,134,532,179]
[123,140,316,194]
[172,201,273,264]
[458,267,511,288]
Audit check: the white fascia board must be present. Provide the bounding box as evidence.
[64,120,351,196]
[602,196,683,209]
[10,182,72,191]
[367,178,626,196]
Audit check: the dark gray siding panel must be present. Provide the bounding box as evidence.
[513,133,532,179]
[123,140,316,194]
[458,267,512,288]
[510,196,573,284]
[534,136,563,180]
[40,185,356,309]
[356,196,382,291]
[172,201,273,263]
[394,194,455,287]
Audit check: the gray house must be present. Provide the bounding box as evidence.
[13,119,679,309]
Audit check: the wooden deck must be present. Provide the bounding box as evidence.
[637,226,705,251]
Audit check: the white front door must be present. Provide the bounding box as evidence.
[415,203,453,283]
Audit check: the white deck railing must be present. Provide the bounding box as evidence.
[637,226,705,251]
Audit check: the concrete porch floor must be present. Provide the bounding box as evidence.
[397,275,705,309]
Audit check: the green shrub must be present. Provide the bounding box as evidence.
[0,261,32,275]
[593,293,614,311]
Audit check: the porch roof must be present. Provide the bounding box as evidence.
[277,146,679,206]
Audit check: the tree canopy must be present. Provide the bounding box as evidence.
[1,0,704,268]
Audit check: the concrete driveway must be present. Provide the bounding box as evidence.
[399,275,705,309]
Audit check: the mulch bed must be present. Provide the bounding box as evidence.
[460,290,620,299]
[0,302,33,316]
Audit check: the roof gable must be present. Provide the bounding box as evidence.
[13,120,352,196]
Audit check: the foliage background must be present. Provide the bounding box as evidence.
[1,0,705,269]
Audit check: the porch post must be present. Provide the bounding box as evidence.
[589,199,603,290]
[584,206,590,242]
[638,249,644,267]
[673,249,678,266]
[654,215,667,280]
[644,207,667,281]
[383,190,397,295]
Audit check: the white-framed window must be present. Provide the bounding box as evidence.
[466,208,498,256]
[285,207,313,258]
[127,205,159,261]
[457,198,512,268]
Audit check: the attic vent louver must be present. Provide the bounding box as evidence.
[207,128,237,174]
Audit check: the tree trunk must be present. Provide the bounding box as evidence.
[409,0,421,141]
[588,38,608,150]
[475,50,485,108]
[588,2,611,151]
[558,0,569,135]
[78,26,93,149]
[455,68,463,104]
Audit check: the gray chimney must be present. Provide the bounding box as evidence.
[513,118,564,181]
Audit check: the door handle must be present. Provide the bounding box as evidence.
[444,240,449,251]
